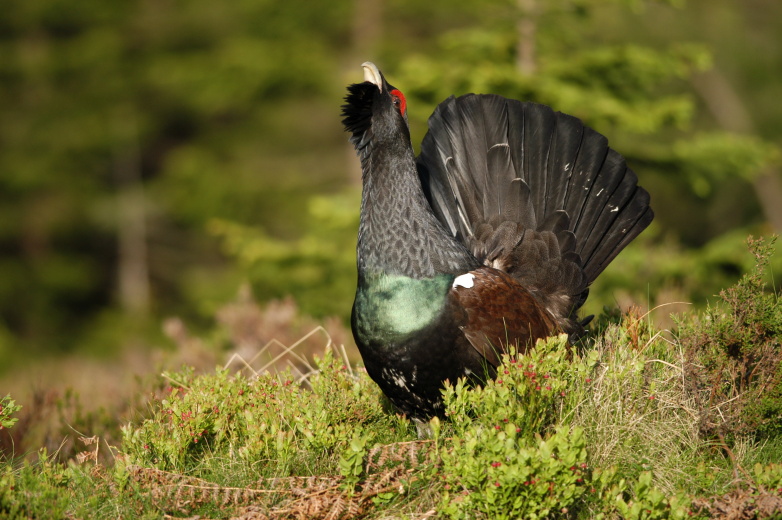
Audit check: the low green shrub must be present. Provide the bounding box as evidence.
[435,335,694,519]
[0,394,20,431]
[680,236,782,443]
[121,349,410,475]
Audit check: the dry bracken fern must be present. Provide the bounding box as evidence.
[127,440,434,519]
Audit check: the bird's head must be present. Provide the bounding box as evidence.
[342,62,409,155]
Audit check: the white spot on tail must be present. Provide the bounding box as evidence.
[453,273,475,289]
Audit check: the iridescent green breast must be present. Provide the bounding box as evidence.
[352,272,454,346]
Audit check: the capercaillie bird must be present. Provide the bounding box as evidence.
[342,62,653,420]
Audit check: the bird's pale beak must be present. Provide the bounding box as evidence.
[362,62,383,91]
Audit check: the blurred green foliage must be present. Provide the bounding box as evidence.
[0,0,781,364]
[208,192,359,319]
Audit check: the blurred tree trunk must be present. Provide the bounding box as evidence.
[352,0,383,57]
[345,0,385,184]
[114,109,150,316]
[692,68,782,232]
[517,0,538,75]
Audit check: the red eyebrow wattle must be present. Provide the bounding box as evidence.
[390,89,407,115]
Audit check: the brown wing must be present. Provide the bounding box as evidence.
[449,266,558,366]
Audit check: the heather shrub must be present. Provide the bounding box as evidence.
[680,236,782,443]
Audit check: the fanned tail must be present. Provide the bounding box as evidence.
[417,94,653,328]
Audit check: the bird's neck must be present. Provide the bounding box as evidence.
[357,136,475,280]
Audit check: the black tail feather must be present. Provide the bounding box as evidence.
[417,94,653,322]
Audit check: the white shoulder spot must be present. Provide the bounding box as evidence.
[453,273,475,289]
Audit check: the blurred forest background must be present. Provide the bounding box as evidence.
[1,0,781,386]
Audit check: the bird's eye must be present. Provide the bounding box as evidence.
[390,89,407,116]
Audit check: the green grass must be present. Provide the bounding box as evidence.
[1,237,781,519]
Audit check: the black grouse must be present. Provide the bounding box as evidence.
[342,62,653,420]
